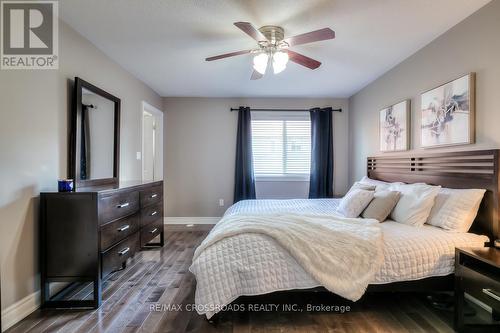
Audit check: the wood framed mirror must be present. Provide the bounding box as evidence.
[70,77,120,188]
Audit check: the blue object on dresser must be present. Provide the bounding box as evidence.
[58,179,74,192]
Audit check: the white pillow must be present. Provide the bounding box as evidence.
[359,176,403,192]
[426,188,486,232]
[337,189,375,218]
[388,183,441,226]
[346,182,376,195]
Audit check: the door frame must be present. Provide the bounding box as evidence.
[141,101,164,181]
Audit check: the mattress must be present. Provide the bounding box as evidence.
[190,199,489,318]
[224,198,341,217]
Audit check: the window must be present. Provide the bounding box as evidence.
[251,111,311,181]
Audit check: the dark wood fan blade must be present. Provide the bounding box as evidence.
[234,22,268,42]
[205,49,252,61]
[250,70,263,80]
[283,28,335,47]
[287,50,321,69]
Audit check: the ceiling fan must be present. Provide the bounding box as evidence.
[205,22,335,80]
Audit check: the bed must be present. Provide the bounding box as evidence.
[190,149,500,319]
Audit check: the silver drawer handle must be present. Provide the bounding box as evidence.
[482,288,500,302]
[150,228,158,234]
[118,247,130,256]
[117,225,130,232]
[117,202,129,208]
[150,211,158,216]
[151,194,158,198]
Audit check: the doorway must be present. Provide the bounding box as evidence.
[141,102,163,181]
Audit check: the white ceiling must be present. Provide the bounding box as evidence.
[60,0,490,98]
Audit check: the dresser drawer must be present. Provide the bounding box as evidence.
[141,201,163,227]
[101,232,139,278]
[459,265,500,313]
[98,190,140,224]
[140,184,163,208]
[141,219,163,247]
[100,213,140,251]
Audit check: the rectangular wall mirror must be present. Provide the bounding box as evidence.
[70,77,120,188]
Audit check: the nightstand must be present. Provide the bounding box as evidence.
[455,247,500,332]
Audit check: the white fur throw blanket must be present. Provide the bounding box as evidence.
[192,214,384,301]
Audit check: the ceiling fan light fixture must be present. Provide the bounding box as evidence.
[272,50,289,74]
[253,52,269,75]
[206,22,334,79]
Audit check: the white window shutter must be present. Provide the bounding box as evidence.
[251,111,311,181]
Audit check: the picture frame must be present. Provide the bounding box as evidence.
[420,73,475,148]
[379,99,410,152]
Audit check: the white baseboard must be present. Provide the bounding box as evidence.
[1,291,40,332]
[164,217,220,224]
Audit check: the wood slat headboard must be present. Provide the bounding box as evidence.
[367,149,500,241]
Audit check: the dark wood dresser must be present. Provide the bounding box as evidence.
[40,180,164,308]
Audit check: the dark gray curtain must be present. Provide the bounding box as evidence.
[80,105,91,180]
[234,106,256,202]
[309,107,334,198]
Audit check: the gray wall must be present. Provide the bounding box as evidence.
[0,20,162,316]
[349,0,500,183]
[164,97,349,217]
[255,181,309,200]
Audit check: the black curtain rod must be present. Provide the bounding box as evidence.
[230,107,341,112]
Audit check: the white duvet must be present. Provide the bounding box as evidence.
[193,213,383,301]
[190,199,489,318]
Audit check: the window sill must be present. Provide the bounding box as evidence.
[255,175,310,182]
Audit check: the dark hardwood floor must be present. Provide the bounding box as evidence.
[7,225,462,333]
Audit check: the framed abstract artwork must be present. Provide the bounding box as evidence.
[421,73,475,148]
[379,99,410,152]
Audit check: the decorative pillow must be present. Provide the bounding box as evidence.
[359,176,403,192]
[337,189,375,218]
[346,182,376,195]
[361,190,401,222]
[426,188,486,232]
[388,183,441,226]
